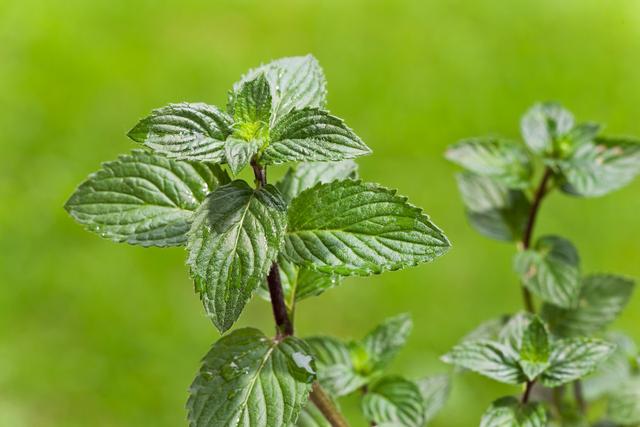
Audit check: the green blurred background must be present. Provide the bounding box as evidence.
[1,0,640,425]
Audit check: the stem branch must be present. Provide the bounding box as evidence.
[522,380,535,404]
[310,383,350,427]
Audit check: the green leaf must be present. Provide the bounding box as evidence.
[498,312,534,355]
[262,108,371,165]
[521,102,574,155]
[480,396,547,427]
[361,376,426,427]
[231,74,272,126]
[65,150,229,247]
[445,138,533,188]
[225,138,260,176]
[284,180,450,276]
[127,103,233,161]
[542,274,635,337]
[456,172,531,242]
[232,55,327,124]
[514,235,581,308]
[461,315,510,343]
[276,160,358,203]
[415,374,451,424]
[519,317,551,380]
[305,336,368,396]
[607,378,640,426]
[187,181,287,332]
[187,328,315,427]
[556,137,640,197]
[540,338,615,387]
[363,313,413,373]
[294,403,331,427]
[442,340,526,385]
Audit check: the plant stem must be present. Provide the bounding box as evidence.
[251,161,349,427]
[519,167,553,313]
[573,380,587,414]
[521,380,535,404]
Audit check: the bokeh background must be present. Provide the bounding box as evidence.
[2,0,640,425]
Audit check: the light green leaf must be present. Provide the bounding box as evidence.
[521,102,574,155]
[225,138,259,176]
[557,137,640,197]
[542,274,635,337]
[294,403,331,427]
[127,103,233,161]
[584,332,638,401]
[566,123,601,148]
[445,138,533,188]
[276,160,358,203]
[461,315,510,343]
[442,340,526,385]
[305,336,368,396]
[607,378,640,426]
[514,235,581,308]
[65,150,229,247]
[231,74,272,126]
[519,317,551,381]
[540,338,615,387]
[456,172,531,242]
[480,396,547,427]
[262,108,371,165]
[498,312,534,355]
[363,313,413,373]
[415,374,451,424]
[232,55,327,124]
[187,328,314,427]
[284,180,450,276]
[361,376,426,427]
[187,181,287,332]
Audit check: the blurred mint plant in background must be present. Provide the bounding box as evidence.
[444,102,640,426]
[65,55,451,426]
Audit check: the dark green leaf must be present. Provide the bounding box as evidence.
[514,235,581,308]
[225,138,259,175]
[127,103,233,161]
[262,108,371,165]
[65,150,229,247]
[521,102,574,155]
[456,172,531,242]
[442,340,526,385]
[276,160,358,203]
[284,180,450,276]
[519,317,550,380]
[416,374,451,424]
[480,396,547,427]
[363,313,413,373]
[557,137,640,197]
[231,74,272,126]
[540,338,615,387]
[361,376,426,427]
[542,274,635,337]
[187,328,314,427]
[231,55,327,124]
[445,138,533,188]
[607,378,640,425]
[187,181,287,332]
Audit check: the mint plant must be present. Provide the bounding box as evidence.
[65,55,451,426]
[444,102,640,426]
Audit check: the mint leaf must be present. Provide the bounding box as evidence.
[232,55,326,124]
[607,378,640,426]
[187,181,287,332]
[445,138,533,188]
[556,137,640,197]
[584,332,638,401]
[363,313,413,373]
[480,396,547,427]
[127,103,233,161]
[521,102,574,155]
[276,160,358,203]
[540,338,615,387]
[187,328,314,427]
[305,336,368,396]
[225,138,259,175]
[456,172,531,242]
[462,315,510,343]
[361,376,426,427]
[294,403,331,427]
[231,74,272,128]
[519,317,550,380]
[65,150,229,247]
[442,340,526,385]
[514,235,581,308]
[416,374,451,424]
[284,180,450,276]
[262,108,371,165]
[542,274,635,337]
[498,312,534,355]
